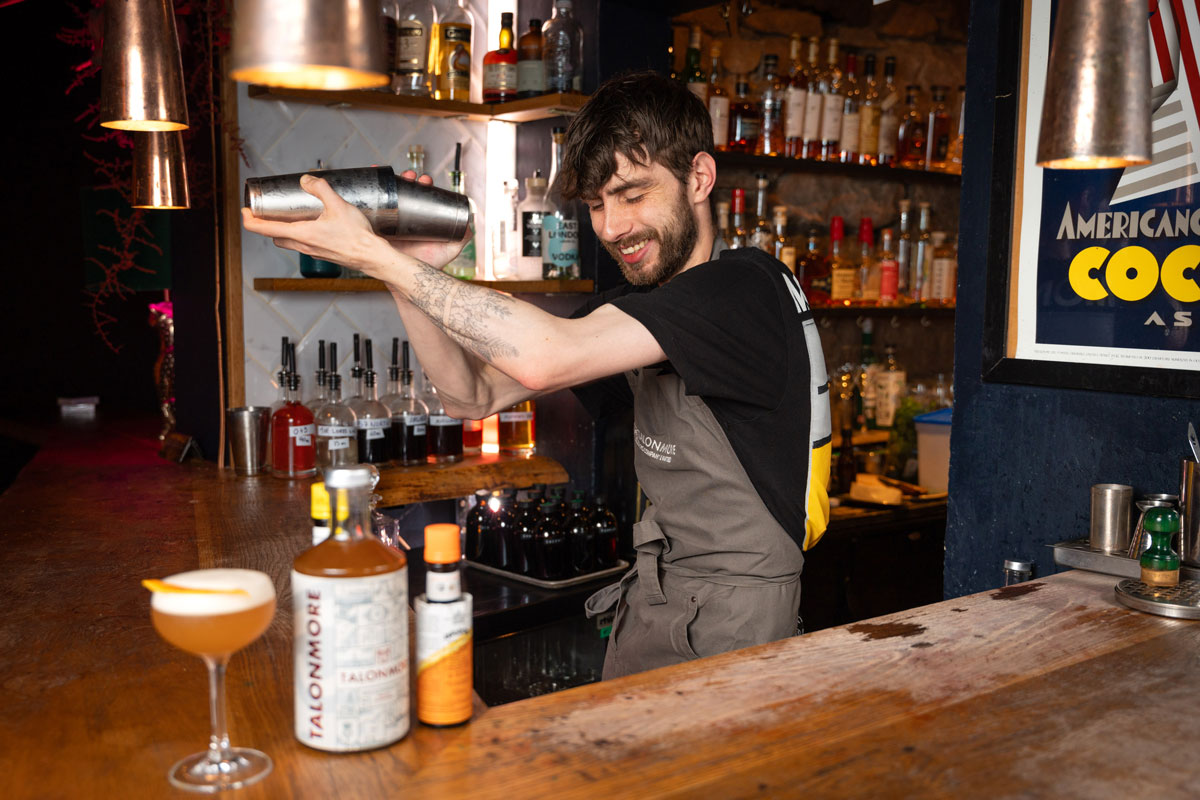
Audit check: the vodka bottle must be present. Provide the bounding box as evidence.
[542,126,579,279]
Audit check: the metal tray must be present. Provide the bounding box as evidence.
[1050,538,1200,580]
[1115,578,1200,620]
[465,558,630,590]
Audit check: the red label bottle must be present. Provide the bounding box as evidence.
[272,372,316,479]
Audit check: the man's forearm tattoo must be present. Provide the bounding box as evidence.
[409,262,520,363]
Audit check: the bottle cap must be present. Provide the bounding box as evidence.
[829,216,844,241]
[858,217,874,244]
[501,11,513,26]
[325,465,374,490]
[311,482,330,519]
[424,523,462,563]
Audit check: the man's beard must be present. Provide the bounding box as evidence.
[603,189,699,286]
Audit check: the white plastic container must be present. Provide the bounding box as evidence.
[914,407,952,492]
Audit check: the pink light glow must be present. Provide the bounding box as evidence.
[149,301,174,318]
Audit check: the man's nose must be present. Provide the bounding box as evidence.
[598,203,635,243]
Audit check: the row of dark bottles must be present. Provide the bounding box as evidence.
[464,486,619,581]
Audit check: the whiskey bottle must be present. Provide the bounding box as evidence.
[292,465,409,751]
[876,56,900,166]
[498,400,535,455]
[783,33,809,158]
[897,85,927,168]
[315,347,359,469]
[393,0,435,96]
[797,228,830,304]
[929,231,957,306]
[828,215,858,306]
[817,38,843,161]
[772,205,797,275]
[856,54,880,166]
[749,174,775,252]
[801,37,824,159]
[481,11,517,103]
[684,25,708,105]
[729,188,749,249]
[877,228,900,306]
[708,44,731,151]
[382,340,427,466]
[516,18,545,98]
[838,52,861,164]
[729,75,761,153]
[421,371,463,463]
[756,54,786,157]
[350,341,391,465]
[434,0,472,102]
[924,85,951,171]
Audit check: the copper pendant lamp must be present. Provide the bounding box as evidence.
[132,131,191,209]
[229,0,389,90]
[100,0,190,131]
[1036,0,1152,169]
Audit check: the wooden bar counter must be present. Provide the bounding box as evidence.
[4,418,1200,799]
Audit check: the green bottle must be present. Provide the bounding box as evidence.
[1139,507,1180,587]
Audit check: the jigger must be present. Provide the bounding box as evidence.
[244,166,471,241]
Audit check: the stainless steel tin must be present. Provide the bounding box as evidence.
[244,166,471,241]
[1090,483,1133,553]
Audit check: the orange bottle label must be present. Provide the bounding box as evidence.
[415,594,473,726]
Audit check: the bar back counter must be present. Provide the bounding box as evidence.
[5,419,1200,799]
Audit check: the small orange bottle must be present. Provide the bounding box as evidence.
[416,523,473,726]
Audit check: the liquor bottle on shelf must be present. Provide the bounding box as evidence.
[828,216,858,306]
[797,228,830,304]
[946,84,966,174]
[873,345,907,429]
[817,38,843,161]
[857,54,880,166]
[859,319,879,429]
[801,36,824,159]
[315,344,359,469]
[772,206,797,275]
[307,339,328,408]
[498,400,535,455]
[857,217,879,305]
[542,126,579,279]
[445,142,476,279]
[897,85,927,168]
[516,18,545,98]
[380,0,399,93]
[925,85,951,171]
[877,228,900,306]
[755,54,786,157]
[482,11,517,104]
[272,343,316,479]
[292,465,409,752]
[929,231,957,306]
[383,340,427,466]
[565,494,595,575]
[729,188,749,249]
[715,200,732,244]
[351,340,391,465]
[749,174,774,253]
[414,523,472,727]
[462,416,483,455]
[421,371,462,463]
[434,0,472,102]
[517,170,550,280]
[708,44,731,151]
[491,178,520,281]
[684,25,707,104]
[393,0,435,96]
[729,75,761,153]
[591,497,619,568]
[838,52,861,164]
[896,198,913,300]
[876,56,900,166]
[912,201,933,303]
[350,333,364,401]
[783,33,808,158]
[543,0,583,93]
[532,500,569,580]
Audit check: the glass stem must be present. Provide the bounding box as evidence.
[204,655,233,765]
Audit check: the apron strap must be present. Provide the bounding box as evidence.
[633,518,668,605]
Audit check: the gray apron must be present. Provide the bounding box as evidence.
[584,364,805,679]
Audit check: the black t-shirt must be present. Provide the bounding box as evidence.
[571,247,818,546]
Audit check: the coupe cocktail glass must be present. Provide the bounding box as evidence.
[147,568,276,793]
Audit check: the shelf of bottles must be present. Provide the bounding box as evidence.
[713,151,960,187]
[252,278,594,294]
[245,86,588,123]
[812,304,954,317]
[373,453,568,507]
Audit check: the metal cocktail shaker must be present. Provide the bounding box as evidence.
[243,166,471,241]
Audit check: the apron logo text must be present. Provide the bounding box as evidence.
[634,425,677,463]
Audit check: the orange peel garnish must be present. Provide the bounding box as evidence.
[141,579,250,596]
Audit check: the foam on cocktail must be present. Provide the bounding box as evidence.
[150,569,275,616]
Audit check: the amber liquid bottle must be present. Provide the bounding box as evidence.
[292,467,409,751]
[924,85,951,171]
[728,76,761,153]
[498,400,535,455]
[482,11,517,103]
[516,18,545,98]
[897,85,927,168]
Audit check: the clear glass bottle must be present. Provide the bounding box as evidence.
[876,56,900,166]
[684,25,707,105]
[307,339,328,408]
[381,340,427,466]
[729,75,761,153]
[517,18,545,98]
[857,53,880,166]
[350,344,391,465]
[491,177,520,280]
[421,371,462,463]
[542,126,579,279]
[829,216,857,306]
[729,188,749,249]
[877,228,900,306]
[912,201,933,303]
[708,44,730,151]
[444,143,476,279]
[874,344,907,429]
[857,217,879,305]
[407,144,425,176]
[818,38,843,161]
[393,0,435,96]
[517,170,551,280]
[542,0,583,93]
[499,400,536,455]
[772,205,797,275]
[482,11,517,104]
[434,0,472,102]
[783,33,809,158]
[750,173,774,252]
[291,465,409,751]
[756,54,786,157]
[896,199,913,300]
[897,85,927,168]
[797,228,829,303]
[929,231,957,306]
[838,52,861,163]
[315,370,359,468]
[801,36,824,159]
[925,85,951,171]
[349,333,364,401]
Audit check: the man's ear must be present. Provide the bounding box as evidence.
[689,152,717,203]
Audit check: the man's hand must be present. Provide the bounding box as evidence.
[387,170,472,269]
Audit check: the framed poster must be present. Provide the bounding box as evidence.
[982,0,1200,399]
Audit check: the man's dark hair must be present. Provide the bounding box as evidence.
[559,70,714,201]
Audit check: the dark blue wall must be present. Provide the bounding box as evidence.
[947,0,1200,597]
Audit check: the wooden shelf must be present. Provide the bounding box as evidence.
[812,304,955,318]
[247,86,588,122]
[374,452,568,506]
[715,151,962,186]
[252,277,594,294]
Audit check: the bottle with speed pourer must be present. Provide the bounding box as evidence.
[381,339,428,466]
